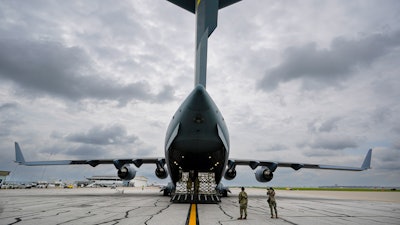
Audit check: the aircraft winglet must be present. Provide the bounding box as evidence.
[15,142,26,164]
[361,149,372,170]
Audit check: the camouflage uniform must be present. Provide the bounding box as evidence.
[238,187,248,219]
[186,177,192,193]
[267,188,278,218]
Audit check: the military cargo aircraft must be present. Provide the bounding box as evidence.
[14,0,372,199]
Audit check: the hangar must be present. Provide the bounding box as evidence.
[86,175,148,187]
[0,171,10,186]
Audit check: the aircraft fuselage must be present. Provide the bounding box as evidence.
[165,85,230,184]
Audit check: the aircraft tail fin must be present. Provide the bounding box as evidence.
[15,142,26,164]
[361,149,372,170]
[167,0,242,88]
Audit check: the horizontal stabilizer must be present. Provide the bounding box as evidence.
[219,0,242,9]
[167,0,242,13]
[167,0,195,13]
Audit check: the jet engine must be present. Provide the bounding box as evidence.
[255,166,273,182]
[155,167,168,179]
[224,168,236,180]
[117,164,136,180]
[224,160,237,180]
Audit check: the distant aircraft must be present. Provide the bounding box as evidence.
[14,0,372,199]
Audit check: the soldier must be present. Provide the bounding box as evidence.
[186,176,193,193]
[194,177,200,194]
[238,187,248,220]
[267,187,278,218]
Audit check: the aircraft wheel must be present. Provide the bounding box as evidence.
[163,189,169,196]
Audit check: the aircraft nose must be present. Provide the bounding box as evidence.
[187,85,211,111]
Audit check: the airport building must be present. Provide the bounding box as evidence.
[132,176,148,187]
[86,175,148,187]
[0,171,10,186]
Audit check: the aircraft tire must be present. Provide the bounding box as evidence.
[163,189,169,196]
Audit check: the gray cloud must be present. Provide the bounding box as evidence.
[373,148,400,170]
[392,141,400,150]
[372,107,392,124]
[0,119,19,137]
[309,135,358,150]
[256,144,287,152]
[0,102,20,137]
[258,31,400,91]
[308,117,341,133]
[0,102,18,111]
[392,123,400,135]
[0,39,175,105]
[319,117,341,133]
[303,149,339,157]
[61,145,109,157]
[65,124,137,146]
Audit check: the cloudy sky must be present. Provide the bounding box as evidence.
[1,0,399,187]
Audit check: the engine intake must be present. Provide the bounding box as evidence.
[255,167,274,182]
[155,167,168,179]
[224,169,236,180]
[117,164,136,180]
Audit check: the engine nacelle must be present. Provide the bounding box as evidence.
[224,169,236,180]
[117,164,136,180]
[155,167,168,179]
[255,167,274,182]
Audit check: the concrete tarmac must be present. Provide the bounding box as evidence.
[1,187,399,225]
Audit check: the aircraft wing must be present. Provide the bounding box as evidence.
[229,149,372,172]
[14,142,164,169]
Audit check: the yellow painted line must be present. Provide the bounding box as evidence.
[186,204,198,225]
[196,0,201,8]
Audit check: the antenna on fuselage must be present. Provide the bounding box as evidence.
[167,0,242,88]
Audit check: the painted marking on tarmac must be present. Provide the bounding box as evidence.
[186,204,199,225]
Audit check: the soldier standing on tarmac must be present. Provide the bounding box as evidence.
[186,177,193,193]
[238,187,248,220]
[267,187,278,218]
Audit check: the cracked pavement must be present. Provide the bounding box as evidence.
[0,187,399,225]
